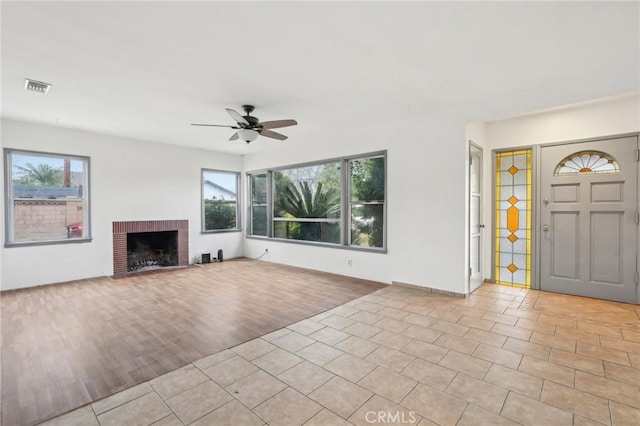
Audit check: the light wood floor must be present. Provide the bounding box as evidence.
[0,260,385,426]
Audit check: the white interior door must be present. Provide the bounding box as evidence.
[540,136,638,303]
[469,144,483,292]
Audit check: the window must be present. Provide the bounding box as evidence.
[247,151,386,251]
[5,149,90,245]
[249,173,268,236]
[273,162,342,244]
[202,169,240,232]
[554,150,619,176]
[349,156,385,248]
[495,149,532,288]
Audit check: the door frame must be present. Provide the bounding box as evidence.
[491,132,640,303]
[469,141,484,293]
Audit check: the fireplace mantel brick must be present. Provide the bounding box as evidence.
[112,220,188,277]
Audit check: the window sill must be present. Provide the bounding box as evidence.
[245,235,387,254]
[201,229,242,234]
[5,238,93,248]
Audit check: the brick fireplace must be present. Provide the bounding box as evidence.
[112,220,188,277]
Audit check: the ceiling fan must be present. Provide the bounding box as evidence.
[191,105,297,143]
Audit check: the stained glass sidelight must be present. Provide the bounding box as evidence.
[495,150,532,288]
[554,150,619,176]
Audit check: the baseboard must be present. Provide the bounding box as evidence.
[391,280,467,298]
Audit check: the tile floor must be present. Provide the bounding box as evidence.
[41,284,640,425]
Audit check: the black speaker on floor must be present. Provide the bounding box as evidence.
[201,253,211,264]
[217,249,224,262]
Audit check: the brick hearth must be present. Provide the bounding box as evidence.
[112,220,188,277]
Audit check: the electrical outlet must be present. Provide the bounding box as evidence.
[347,259,352,267]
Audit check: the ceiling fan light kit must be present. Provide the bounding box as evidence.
[237,128,259,143]
[192,105,297,144]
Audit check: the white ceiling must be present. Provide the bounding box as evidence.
[2,1,639,154]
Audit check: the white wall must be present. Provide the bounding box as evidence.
[481,93,640,283]
[487,93,640,149]
[1,119,244,290]
[243,112,468,294]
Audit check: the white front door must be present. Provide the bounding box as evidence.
[469,144,483,292]
[539,136,638,303]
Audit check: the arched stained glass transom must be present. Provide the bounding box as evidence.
[554,150,619,176]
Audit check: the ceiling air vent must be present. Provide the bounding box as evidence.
[24,78,52,94]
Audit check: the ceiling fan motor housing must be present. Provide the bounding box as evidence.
[243,115,260,127]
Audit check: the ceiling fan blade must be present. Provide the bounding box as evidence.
[229,132,239,141]
[226,108,250,126]
[260,129,288,141]
[259,119,298,130]
[191,123,238,128]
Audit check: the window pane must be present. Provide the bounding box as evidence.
[251,205,268,236]
[204,200,237,230]
[350,157,385,202]
[9,151,88,243]
[203,170,239,231]
[203,171,237,201]
[349,156,385,248]
[351,203,384,247]
[251,174,267,204]
[495,150,532,288]
[554,150,619,176]
[274,220,340,244]
[249,173,268,236]
[272,162,341,243]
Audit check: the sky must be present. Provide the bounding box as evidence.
[11,152,84,177]
[203,170,236,192]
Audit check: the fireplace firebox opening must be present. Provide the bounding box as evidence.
[127,231,178,272]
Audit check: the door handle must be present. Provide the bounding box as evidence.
[543,199,549,206]
[542,224,550,232]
